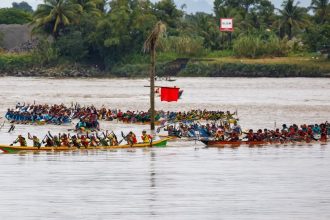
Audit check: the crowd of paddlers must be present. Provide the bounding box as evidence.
[11,130,153,148]
[163,121,330,143]
[3,102,329,147]
[5,103,238,127]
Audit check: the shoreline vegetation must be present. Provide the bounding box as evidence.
[0,0,329,78]
[0,53,329,78]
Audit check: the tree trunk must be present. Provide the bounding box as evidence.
[150,47,156,131]
[288,23,292,40]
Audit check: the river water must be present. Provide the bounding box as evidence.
[0,77,330,219]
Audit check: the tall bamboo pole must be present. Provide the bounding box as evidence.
[143,21,166,131]
[150,47,156,130]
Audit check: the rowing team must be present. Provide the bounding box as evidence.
[212,123,329,142]
[11,130,153,148]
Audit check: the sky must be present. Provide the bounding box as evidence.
[0,0,312,14]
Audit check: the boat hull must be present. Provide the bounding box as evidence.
[0,138,169,153]
[201,139,268,147]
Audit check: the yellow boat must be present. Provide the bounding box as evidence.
[0,138,169,153]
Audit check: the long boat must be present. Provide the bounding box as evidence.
[200,139,268,147]
[200,139,328,147]
[0,138,169,153]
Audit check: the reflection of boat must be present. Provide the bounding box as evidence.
[165,76,176,82]
[153,76,176,82]
[200,139,328,147]
[0,138,169,153]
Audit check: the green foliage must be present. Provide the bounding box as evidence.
[233,33,290,58]
[206,50,235,58]
[310,0,330,24]
[276,0,309,39]
[154,0,183,34]
[32,0,83,38]
[12,1,33,13]
[32,40,59,66]
[55,30,88,61]
[179,61,327,77]
[303,23,330,52]
[159,36,207,57]
[0,8,32,24]
[0,53,35,71]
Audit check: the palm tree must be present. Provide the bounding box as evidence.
[143,21,166,131]
[69,0,102,16]
[32,0,83,39]
[310,0,329,24]
[277,0,309,39]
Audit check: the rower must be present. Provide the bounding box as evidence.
[214,129,224,141]
[107,132,118,146]
[245,129,255,141]
[48,132,61,147]
[97,133,109,146]
[90,134,100,147]
[12,135,27,147]
[71,135,82,148]
[43,135,55,147]
[126,131,137,145]
[141,130,152,143]
[80,135,90,148]
[61,134,71,147]
[28,133,41,148]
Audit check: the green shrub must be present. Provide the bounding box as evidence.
[159,36,207,57]
[178,61,326,77]
[233,33,290,58]
[0,8,32,24]
[0,53,35,71]
[32,39,58,66]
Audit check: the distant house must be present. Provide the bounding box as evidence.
[0,24,35,51]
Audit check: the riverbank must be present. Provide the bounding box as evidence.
[1,53,329,77]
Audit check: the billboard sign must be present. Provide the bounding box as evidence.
[220,18,233,32]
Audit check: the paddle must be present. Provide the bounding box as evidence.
[118,131,126,145]
[0,121,5,130]
[8,124,15,133]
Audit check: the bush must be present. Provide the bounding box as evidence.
[32,39,58,66]
[0,53,34,71]
[0,8,32,24]
[159,36,207,57]
[179,61,326,77]
[233,33,290,58]
[55,31,88,62]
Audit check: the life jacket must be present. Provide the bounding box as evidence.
[141,134,152,143]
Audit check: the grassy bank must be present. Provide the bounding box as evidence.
[1,52,329,78]
[0,53,35,71]
[179,56,330,77]
[111,54,330,78]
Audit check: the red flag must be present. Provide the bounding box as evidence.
[161,87,180,102]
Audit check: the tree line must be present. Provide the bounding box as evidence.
[0,0,329,70]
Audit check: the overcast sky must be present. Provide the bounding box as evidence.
[0,0,312,13]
